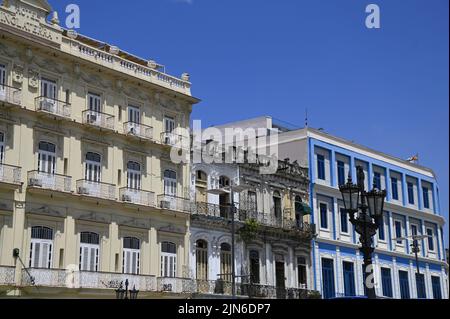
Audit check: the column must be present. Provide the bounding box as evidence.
[392,257,400,299]
[349,157,356,181]
[64,215,77,267]
[265,243,273,286]
[386,169,392,202]
[288,247,295,288]
[417,179,423,211]
[402,173,408,206]
[409,260,417,299]
[12,199,26,287]
[149,227,158,276]
[425,263,432,299]
[335,248,342,296]
[387,211,394,251]
[355,251,364,296]
[436,226,443,261]
[374,254,382,297]
[330,150,336,187]
[368,163,373,189]
[405,216,410,254]
[333,199,338,241]
[432,184,439,214]
[421,220,427,258]
[109,221,119,273]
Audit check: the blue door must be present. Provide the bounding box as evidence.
[431,276,442,299]
[381,268,393,298]
[321,258,335,299]
[415,274,426,299]
[399,271,410,299]
[343,262,356,296]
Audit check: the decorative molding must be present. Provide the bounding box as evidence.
[12,63,24,84]
[28,67,39,89]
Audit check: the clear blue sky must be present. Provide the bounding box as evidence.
[51,0,449,247]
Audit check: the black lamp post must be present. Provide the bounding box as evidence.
[115,279,139,300]
[339,166,386,299]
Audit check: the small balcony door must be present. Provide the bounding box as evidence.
[163,117,175,144]
[126,161,142,203]
[0,132,4,164]
[37,141,57,189]
[29,226,53,269]
[79,232,100,272]
[0,64,6,101]
[127,106,141,135]
[161,242,177,278]
[85,152,102,196]
[87,93,102,125]
[164,170,177,196]
[40,78,57,113]
[123,237,140,275]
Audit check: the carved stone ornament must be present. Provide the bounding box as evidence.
[28,68,39,89]
[12,64,24,84]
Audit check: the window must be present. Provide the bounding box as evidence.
[273,191,282,219]
[123,237,140,275]
[164,170,177,196]
[377,215,385,241]
[320,203,328,229]
[85,152,101,183]
[339,208,348,234]
[427,228,434,251]
[381,268,393,298]
[87,92,101,112]
[38,141,56,175]
[79,232,100,272]
[41,78,57,100]
[161,241,177,278]
[317,154,325,180]
[407,182,415,205]
[398,270,410,299]
[431,276,442,299]
[220,243,232,282]
[29,226,53,269]
[164,116,175,133]
[337,161,345,186]
[0,132,4,164]
[411,224,418,236]
[422,187,430,209]
[0,64,6,100]
[395,221,403,244]
[248,191,257,212]
[196,240,208,281]
[373,172,381,190]
[391,177,399,200]
[249,250,260,284]
[128,105,140,124]
[295,196,303,227]
[343,261,356,297]
[127,161,141,190]
[297,257,307,288]
[416,273,426,299]
[321,258,335,299]
[219,176,230,188]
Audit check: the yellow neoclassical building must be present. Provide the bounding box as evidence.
[0,0,200,298]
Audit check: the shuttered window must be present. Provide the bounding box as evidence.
[29,226,53,269]
[122,237,140,275]
[79,232,100,272]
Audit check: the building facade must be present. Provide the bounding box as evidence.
[0,0,199,298]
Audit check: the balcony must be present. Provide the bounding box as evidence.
[193,202,245,220]
[0,163,22,186]
[160,132,189,148]
[123,122,153,141]
[28,171,72,193]
[120,188,155,207]
[35,96,71,119]
[158,195,193,213]
[82,110,115,131]
[77,180,116,201]
[0,266,15,286]
[21,268,157,292]
[0,85,21,106]
[157,277,196,294]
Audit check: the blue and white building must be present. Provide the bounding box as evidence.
[277,126,448,299]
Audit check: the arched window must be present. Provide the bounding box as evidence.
[220,243,232,282]
[273,191,282,219]
[161,241,177,278]
[85,152,101,183]
[0,132,4,163]
[249,250,260,284]
[295,195,303,225]
[195,171,208,203]
[79,232,100,272]
[123,237,140,275]
[29,226,53,269]
[164,170,177,196]
[196,171,207,183]
[38,141,56,175]
[219,176,230,188]
[196,240,208,280]
[127,161,142,190]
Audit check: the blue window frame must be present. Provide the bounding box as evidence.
[343,261,356,297]
[416,273,426,299]
[373,172,381,190]
[340,208,348,234]
[407,182,415,205]
[337,161,345,186]
[377,215,385,241]
[317,154,325,180]
[395,221,403,244]
[320,203,328,229]
[399,270,410,299]
[381,268,393,298]
[391,177,399,200]
[431,276,442,299]
[321,258,335,299]
[422,187,430,209]
[427,228,434,251]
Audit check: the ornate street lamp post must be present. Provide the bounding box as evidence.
[339,166,386,299]
[115,279,139,300]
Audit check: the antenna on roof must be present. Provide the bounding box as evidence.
[305,108,308,128]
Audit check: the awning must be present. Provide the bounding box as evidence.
[299,203,312,215]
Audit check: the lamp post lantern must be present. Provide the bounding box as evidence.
[339,166,386,299]
[115,279,139,300]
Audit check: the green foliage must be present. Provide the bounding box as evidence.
[307,291,322,299]
[238,219,260,243]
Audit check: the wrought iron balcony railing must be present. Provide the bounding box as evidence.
[35,96,71,119]
[0,84,21,106]
[28,171,72,193]
[120,187,155,207]
[158,195,194,213]
[157,277,196,294]
[0,266,15,286]
[123,122,153,141]
[0,163,22,185]
[82,110,115,130]
[76,180,116,201]
[160,132,188,148]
